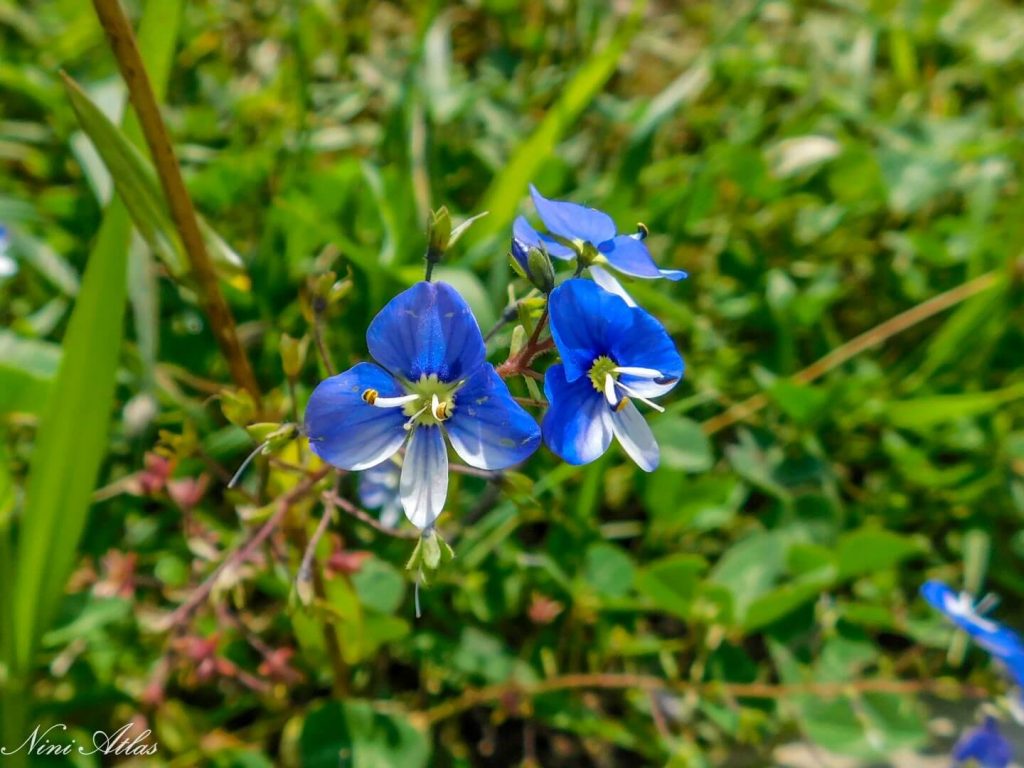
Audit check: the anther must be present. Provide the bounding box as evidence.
[431,394,451,421]
[361,388,378,404]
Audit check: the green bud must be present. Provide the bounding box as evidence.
[405,537,424,571]
[280,334,308,379]
[421,530,442,570]
[509,254,528,281]
[295,565,314,607]
[427,206,452,260]
[245,422,298,452]
[525,246,555,293]
[509,325,527,357]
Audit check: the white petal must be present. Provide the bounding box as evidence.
[589,265,636,307]
[400,426,449,529]
[610,401,659,472]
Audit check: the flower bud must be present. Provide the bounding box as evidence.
[426,206,452,261]
[245,422,298,451]
[526,246,555,293]
[280,334,308,379]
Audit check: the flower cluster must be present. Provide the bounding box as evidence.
[305,187,686,532]
[922,580,1022,767]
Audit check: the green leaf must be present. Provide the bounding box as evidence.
[651,417,713,472]
[885,382,1024,430]
[352,557,406,615]
[7,0,185,687]
[836,528,925,581]
[634,554,706,619]
[0,330,60,414]
[465,0,647,259]
[299,701,429,768]
[768,379,830,426]
[62,76,245,283]
[583,542,635,600]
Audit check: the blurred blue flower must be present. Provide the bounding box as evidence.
[358,460,402,529]
[0,225,16,280]
[526,185,687,306]
[305,281,540,530]
[953,717,1013,768]
[542,279,683,471]
[921,581,1024,668]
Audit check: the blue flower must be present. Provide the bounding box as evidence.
[305,281,541,529]
[0,225,15,280]
[526,185,687,306]
[921,581,1024,664]
[358,460,402,529]
[541,279,683,471]
[953,717,1013,768]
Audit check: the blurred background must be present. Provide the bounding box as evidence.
[2,0,1024,765]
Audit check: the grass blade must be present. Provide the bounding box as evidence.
[464,0,647,264]
[6,0,184,697]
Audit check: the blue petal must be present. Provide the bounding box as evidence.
[953,718,1013,768]
[598,235,688,281]
[358,459,400,509]
[367,281,486,383]
[548,278,636,383]
[541,364,612,465]
[530,184,616,245]
[539,232,575,260]
[1001,652,1024,691]
[920,580,955,612]
[305,363,408,470]
[445,365,541,470]
[608,302,684,399]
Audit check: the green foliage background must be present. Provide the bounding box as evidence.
[2,0,1024,765]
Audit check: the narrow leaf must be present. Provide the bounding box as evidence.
[9,0,185,678]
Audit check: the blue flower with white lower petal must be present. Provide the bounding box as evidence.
[541,279,683,471]
[305,281,541,530]
[524,185,687,306]
[0,225,15,280]
[953,717,1013,768]
[921,581,1024,664]
[358,460,402,529]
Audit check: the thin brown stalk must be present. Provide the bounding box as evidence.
[420,672,987,725]
[90,0,261,403]
[160,467,330,629]
[700,271,1002,436]
[323,491,421,539]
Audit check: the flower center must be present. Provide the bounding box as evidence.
[361,374,460,430]
[587,356,671,414]
[588,356,619,392]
